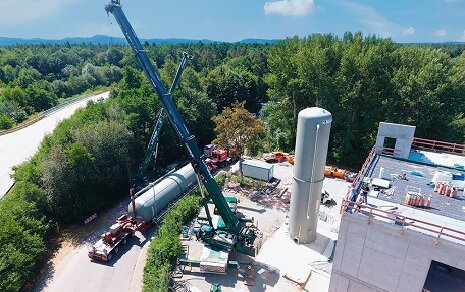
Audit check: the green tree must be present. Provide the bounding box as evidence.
[204,65,259,113]
[213,101,265,157]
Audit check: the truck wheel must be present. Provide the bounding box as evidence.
[107,253,112,261]
[122,238,127,245]
[114,247,119,254]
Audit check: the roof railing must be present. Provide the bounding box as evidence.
[344,145,377,202]
[412,137,465,156]
[341,199,465,245]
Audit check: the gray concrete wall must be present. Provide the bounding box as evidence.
[329,212,465,292]
[375,122,416,159]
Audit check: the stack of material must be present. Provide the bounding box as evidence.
[433,182,458,198]
[404,193,431,208]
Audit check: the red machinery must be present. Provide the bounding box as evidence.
[88,215,147,261]
[262,152,290,163]
[204,144,236,171]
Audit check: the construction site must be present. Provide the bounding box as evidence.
[2,1,465,292]
[54,2,465,292]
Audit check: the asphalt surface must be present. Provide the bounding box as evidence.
[38,161,341,292]
[0,91,109,198]
[39,163,292,292]
[37,198,154,292]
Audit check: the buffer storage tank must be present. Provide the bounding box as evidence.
[289,107,332,244]
[128,163,196,222]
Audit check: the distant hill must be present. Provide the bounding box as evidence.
[0,35,279,46]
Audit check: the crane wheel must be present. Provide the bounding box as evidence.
[107,253,112,261]
[122,238,127,245]
[114,247,119,253]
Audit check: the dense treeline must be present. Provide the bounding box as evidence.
[3,36,465,291]
[264,33,465,166]
[1,42,269,291]
[0,44,123,129]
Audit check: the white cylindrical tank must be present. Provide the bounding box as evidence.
[289,107,332,244]
[128,164,196,222]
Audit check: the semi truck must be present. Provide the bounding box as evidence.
[105,0,260,260]
[204,144,238,172]
[88,164,197,261]
[88,215,138,261]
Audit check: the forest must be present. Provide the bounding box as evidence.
[1,34,465,291]
[0,45,123,129]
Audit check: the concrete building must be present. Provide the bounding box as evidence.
[329,122,465,292]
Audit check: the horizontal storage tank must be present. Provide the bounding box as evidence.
[128,164,196,222]
[242,160,274,181]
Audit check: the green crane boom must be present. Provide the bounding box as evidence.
[105,0,258,255]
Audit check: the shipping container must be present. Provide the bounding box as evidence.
[241,160,274,181]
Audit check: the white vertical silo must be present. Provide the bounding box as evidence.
[289,107,332,244]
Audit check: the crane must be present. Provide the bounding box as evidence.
[136,52,191,182]
[105,0,258,256]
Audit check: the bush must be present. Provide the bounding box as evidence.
[143,193,201,292]
[216,172,266,189]
[0,182,50,292]
[0,113,14,129]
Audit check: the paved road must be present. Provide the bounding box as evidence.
[0,91,109,198]
[38,198,153,292]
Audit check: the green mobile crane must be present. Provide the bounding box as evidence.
[105,0,259,256]
[135,52,191,184]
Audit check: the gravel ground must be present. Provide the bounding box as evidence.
[173,161,350,292]
[174,184,294,292]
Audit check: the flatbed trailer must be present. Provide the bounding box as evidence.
[88,215,139,261]
[88,231,132,261]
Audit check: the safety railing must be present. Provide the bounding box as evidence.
[0,90,106,137]
[341,199,465,244]
[381,147,401,156]
[344,145,377,202]
[412,137,465,156]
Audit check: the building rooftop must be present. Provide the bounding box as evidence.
[364,153,465,222]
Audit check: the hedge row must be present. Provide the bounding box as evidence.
[143,192,201,292]
[0,182,51,292]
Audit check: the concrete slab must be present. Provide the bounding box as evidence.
[305,269,330,292]
[335,274,349,292]
[364,227,409,259]
[255,221,329,285]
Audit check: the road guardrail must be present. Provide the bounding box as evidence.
[0,90,106,137]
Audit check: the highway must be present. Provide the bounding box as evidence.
[0,91,109,198]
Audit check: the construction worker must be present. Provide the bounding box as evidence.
[360,186,369,204]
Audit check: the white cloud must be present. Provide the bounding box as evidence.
[435,29,447,36]
[264,0,316,17]
[403,26,415,36]
[341,1,404,37]
[0,0,76,26]
[459,30,465,41]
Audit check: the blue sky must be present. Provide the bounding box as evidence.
[1,0,465,43]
